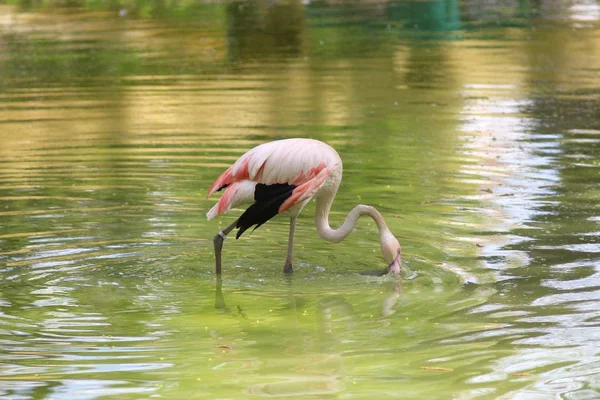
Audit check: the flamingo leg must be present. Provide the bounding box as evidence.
[213,218,239,276]
[284,216,297,274]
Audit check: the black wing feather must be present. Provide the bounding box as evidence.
[235,183,296,239]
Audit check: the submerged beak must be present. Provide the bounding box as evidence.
[388,252,402,275]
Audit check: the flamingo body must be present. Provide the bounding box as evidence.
[207,139,342,236]
[207,138,401,275]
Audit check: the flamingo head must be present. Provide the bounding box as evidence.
[381,230,402,275]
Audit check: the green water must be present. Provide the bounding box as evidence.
[1,1,599,398]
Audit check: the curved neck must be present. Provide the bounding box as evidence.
[314,192,389,243]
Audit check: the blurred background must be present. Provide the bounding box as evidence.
[0,0,599,399]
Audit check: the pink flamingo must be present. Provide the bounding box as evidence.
[207,138,402,275]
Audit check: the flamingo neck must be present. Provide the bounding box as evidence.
[314,191,389,243]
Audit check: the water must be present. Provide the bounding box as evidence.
[0,1,599,398]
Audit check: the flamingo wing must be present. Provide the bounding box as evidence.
[206,139,336,238]
[234,182,297,238]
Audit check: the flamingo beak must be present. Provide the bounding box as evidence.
[388,252,401,275]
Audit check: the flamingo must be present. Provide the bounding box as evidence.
[206,138,402,275]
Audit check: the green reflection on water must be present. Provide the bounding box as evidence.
[0,0,599,399]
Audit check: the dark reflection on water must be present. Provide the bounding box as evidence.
[1,0,600,398]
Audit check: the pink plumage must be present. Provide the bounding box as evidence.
[207,138,401,276]
[206,138,341,222]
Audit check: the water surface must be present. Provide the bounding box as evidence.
[1,1,600,398]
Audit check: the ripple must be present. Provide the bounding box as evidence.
[0,2,599,399]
